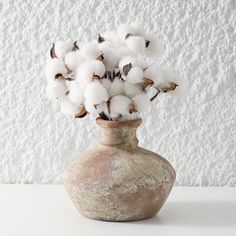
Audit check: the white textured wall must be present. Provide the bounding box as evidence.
[0,0,235,185]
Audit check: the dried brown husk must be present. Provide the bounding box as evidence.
[145,40,150,48]
[143,78,154,90]
[50,43,57,58]
[55,74,65,80]
[75,106,87,118]
[129,103,138,114]
[123,63,132,75]
[72,41,79,51]
[96,54,104,61]
[125,33,133,39]
[92,74,101,81]
[98,34,105,43]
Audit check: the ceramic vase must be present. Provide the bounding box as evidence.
[64,118,176,221]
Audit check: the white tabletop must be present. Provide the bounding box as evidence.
[0,185,235,236]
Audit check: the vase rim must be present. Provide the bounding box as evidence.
[96,117,142,128]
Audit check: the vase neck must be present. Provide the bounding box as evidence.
[99,126,139,148]
[96,118,142,149]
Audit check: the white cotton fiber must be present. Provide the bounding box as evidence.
[46,80,67,99]
[89,59,105,77]
[110,95,132,119]
[102,78,112,90]
[76,62,94,90]
[45,58,67,80]
[109,78,125,97]
[143,65,166,86]
[126,36,146,54]
[68,81,84,104]
[65,51,83,71]
[119,56,147,73]
[132,93,150,112]
[54,40,74,59]
[117,23,135,40]
[98,42,120,70]
[126,67,144,84]
[60,98,81,116]
[130,22,146,36]
[84,101,108,115]
[100,31,120,44]
[145,34,163,57]
[80,43,101,60]
[124,81,142,97]
[84,80,109,105]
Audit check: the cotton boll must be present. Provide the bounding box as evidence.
[117,24,136,40]
[68,81,84,104]
[45,58,67,80]
[130,22,146,36]
[84,80,109,105]
[126,36,146,54]
[80,43,101,60]
[145,34,163,57]
[126,67,144,84]
[143,65,166,86]
[54,40,74,59]
[65,51,83,71]
[132,93,150,112]
[60,98,81,116]
[109,78,125,97]
[124,81,142,97]
[46,80,68,99]
[89,59,105,77]
[110,95,132,119]
[101,47,120,70]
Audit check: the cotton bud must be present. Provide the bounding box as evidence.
[85,80,109,105]
[65,51,83,71]
[124,81,142,97]
[80,43,101,60]
[60,98,83,116]
[126,67,144,84]
[145,34,163,57]
[68,81,84,104]
[46,80,68,99]
[109,78,125,97]
[54,40,74,58]
[117,23,136,40]
[45,58,67,80]
[110,95,133,119]
[143,65,166,86]
[132,93,150,112]
[126,36,146,54]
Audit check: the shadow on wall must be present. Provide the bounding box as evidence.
[135,201,236,227]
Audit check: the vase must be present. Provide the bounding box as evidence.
[64,118,176,221]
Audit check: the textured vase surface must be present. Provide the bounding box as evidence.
[64,118,176,221]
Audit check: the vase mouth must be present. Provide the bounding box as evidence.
[96,117,142,128]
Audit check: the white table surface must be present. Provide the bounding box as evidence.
[0,185,235,236]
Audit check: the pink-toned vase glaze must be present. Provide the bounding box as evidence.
[64,118,176,221]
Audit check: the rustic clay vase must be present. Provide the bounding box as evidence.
[64,118,176,221]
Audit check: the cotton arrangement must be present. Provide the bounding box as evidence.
[45,23,189,120]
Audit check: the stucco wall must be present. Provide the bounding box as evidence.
[0,0,235,185]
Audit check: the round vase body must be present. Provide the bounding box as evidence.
[64,118,176,221]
